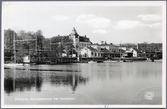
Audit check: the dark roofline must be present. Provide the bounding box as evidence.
[87,47,98,52]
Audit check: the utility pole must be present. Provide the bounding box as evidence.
[60,38,63,63]
[120,41,122,58]
[13,31,16,63]
[35,35,37,54]
[77,42,80,62]
[71,44,73,58]
[50,39,51,63]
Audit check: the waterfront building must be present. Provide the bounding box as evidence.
[90,42,127,58]
[100,48,113,58]
[80,46,101,58]
[123,48,137,57]
[98,41,116,51]
[99,43,110,50]
[122,48,138,57]
[91,42,120,53]
[110,45,120,53]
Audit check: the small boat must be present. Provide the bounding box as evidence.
[123,60,133,62]
[88,61,97,63]
[97,60,103,63]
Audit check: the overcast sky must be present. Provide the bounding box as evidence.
[2,1,165,44]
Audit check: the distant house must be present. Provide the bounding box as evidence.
[110,45,120,53]
[119,46,126,51]
[98,41,115,51]
[123,48,138,57]
[23,55,30,63]
[62,50,67,57]
[100,48,112,58]
[90,43,101,51]
[100,44,110,50]
[80,47,101,58]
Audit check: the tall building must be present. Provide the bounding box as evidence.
[69,27,92,56]
[52,27,92,58]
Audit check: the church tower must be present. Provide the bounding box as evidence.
[70,27,79,52]
[69,27,80,61]
[70,27,79,38]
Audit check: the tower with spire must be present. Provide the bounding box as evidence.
[52,27,91,60]
[70,27,79,38]
[70,27,80,52]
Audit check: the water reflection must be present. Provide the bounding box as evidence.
[49,72,88,92]
[4,70,43,94]
[4,67,88,94]
[4,62,162,104]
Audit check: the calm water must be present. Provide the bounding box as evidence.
[4,61,162,105]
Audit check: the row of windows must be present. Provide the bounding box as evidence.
[91,52,101,57]
[80,43,90,47]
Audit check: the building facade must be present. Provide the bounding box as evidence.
[69,28,92,56]
[80,46,101,58]
[122,48,138,57]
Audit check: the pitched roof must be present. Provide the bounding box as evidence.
[87,47,98,52]
[79,36,90,42]
[132,47,141,53]
[100,48,110,52]
[119,49,126,53]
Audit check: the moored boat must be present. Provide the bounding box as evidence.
[97,60,103,63]
[88,60,97,63]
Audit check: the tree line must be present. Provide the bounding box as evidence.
[4,29,74,63]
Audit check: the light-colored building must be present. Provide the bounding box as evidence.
[98,41,111,50]
[123,48,138,57]
[80,46,101,58]
[90,44,101,51]
[23,55,30,63]
[130,48,137,57]
[119,46,127,51]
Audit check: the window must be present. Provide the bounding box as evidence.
[95,53,96,57]
[92,52,93,55]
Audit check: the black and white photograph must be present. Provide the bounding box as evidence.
[1,1,166,108]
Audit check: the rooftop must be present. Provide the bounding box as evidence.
[79,36,90,42]
[87,47,98,52]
